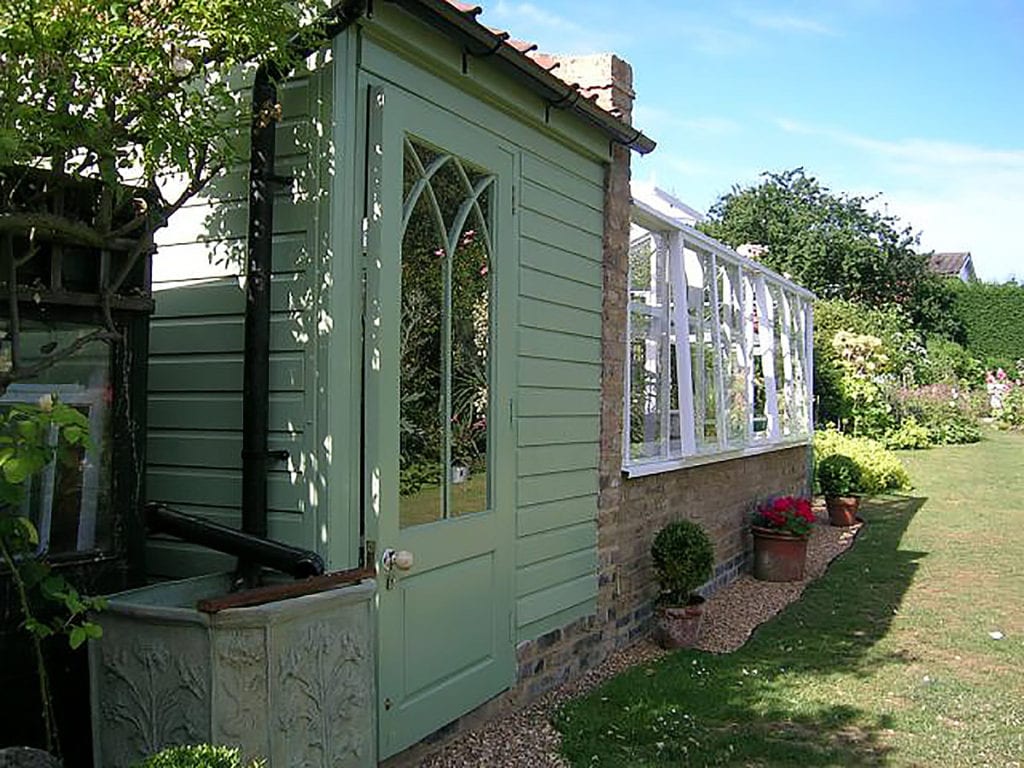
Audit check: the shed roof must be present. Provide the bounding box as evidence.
[378,0,656,154]
[928,251,972,276]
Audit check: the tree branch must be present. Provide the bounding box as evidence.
[0,212,104,248]
[0,212,138,252]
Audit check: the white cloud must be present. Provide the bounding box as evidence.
[733,9,837,36]
[483,2,625,54]
[774,118,1024,281]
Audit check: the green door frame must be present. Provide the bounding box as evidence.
[361,76,518,759]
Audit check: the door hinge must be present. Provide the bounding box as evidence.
[511,184,516,216]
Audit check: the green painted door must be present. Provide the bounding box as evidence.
[363,80,517,759]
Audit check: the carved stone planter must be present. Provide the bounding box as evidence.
[89,574,376,768]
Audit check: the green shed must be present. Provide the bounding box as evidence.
[136,0,654,761]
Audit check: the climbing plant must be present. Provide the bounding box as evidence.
[0,0,334,391]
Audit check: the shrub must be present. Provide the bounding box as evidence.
[830,331,895,437]
[817,454,864,496]
[952,280,1024,364]
[399,460,440,496]
[884,416,933,450]
[813,299,917,427]
[814,429,911,494]
[135,746,261,768]
[650,520,714,605]
[892,384,981,446]
[916,336,984,386]
[998,385,1024,429]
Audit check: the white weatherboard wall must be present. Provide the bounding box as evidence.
[146,61,335,578]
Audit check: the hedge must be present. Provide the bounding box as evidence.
[952,281,1024,365]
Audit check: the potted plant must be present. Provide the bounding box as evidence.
[817,454,864,527]
[650,519,714,649]
[751,496,815,582]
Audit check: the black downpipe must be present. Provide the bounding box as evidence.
[238,2,366,586]
[149,504,325,579]
[239,62,282,586]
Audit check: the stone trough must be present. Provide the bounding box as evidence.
[89,574,376,768]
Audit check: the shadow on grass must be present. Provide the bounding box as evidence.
[555,495,928,767]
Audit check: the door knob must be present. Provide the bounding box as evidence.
[393,550,414,570]
[381,549,415,588]
[382,548,414,571]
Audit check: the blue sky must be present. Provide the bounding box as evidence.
[482,0,1024,282]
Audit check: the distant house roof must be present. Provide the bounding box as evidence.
[928,252,976,281]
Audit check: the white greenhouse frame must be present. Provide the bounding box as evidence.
[624,188,815,477]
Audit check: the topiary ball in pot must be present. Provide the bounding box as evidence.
[650,519,714,649]
[817,453,863,527]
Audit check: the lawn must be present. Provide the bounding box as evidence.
[400,471,488,527]
[555,429,1024,766]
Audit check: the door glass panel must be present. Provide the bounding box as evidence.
[399,137,494,527]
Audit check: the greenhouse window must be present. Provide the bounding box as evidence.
[624,188,814,477]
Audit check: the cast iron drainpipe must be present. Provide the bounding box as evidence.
[239,61,282,588]
[239,2,366,587]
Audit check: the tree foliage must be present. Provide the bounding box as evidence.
[950,280,1024,368]
[1,0,313,187]
[0,0,330,752]
[701,168,960,337]
[0,0,329,391]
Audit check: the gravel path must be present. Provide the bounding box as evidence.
[417,513,862,768]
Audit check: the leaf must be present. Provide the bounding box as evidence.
[41,575,66,601]
[9,516,39,547]
[2,457,32,485]
[69,626,87,649]
[83,622,103,640]
[18,559,49,589]
[24,618,53,639]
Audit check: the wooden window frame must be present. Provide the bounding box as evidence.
[624,194,815,478]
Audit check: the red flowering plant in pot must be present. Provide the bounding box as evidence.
[751,496,816,582]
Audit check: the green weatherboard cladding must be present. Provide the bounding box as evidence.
[145,61,333,576]
[145,7,609,744]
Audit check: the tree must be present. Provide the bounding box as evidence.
[701,168,960,338]
[0,0,329,390]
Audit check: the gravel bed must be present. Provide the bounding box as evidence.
[417,513,861,768]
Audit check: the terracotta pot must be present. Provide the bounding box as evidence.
[751,526,808,582]
[653,595,706,649]
[825,495,860,527]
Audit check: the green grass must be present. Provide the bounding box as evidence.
[555,429,1024,766]
[400,471,488,527]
